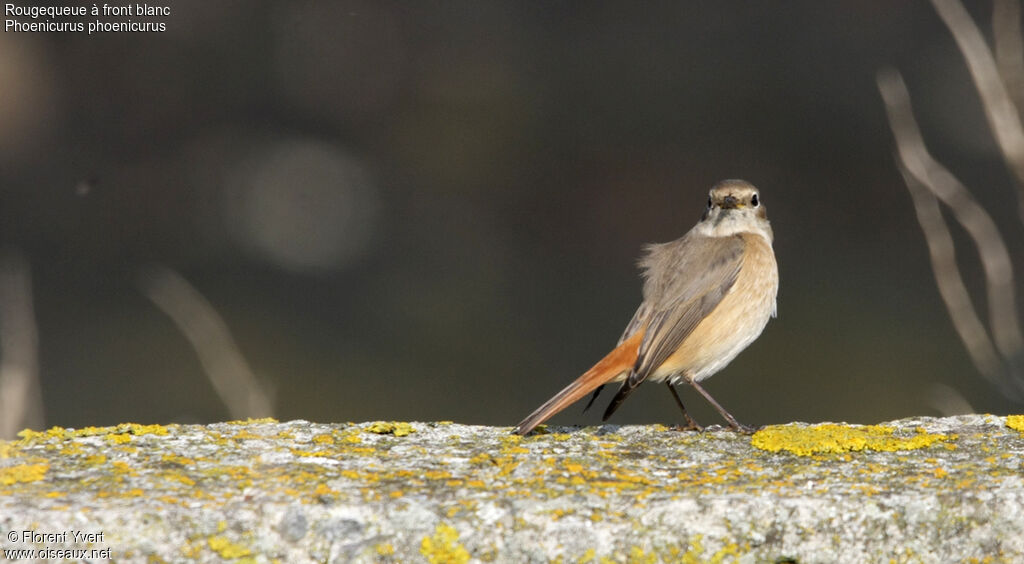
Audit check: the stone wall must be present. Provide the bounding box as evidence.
[1,415,1022,562]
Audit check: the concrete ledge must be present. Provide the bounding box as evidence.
[1,415,1022,562]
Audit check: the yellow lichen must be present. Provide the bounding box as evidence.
[365,422,416,437]
[0,441,19,459]
[339,469,380,483]
[181,541,203,559]
[74,426,112,437]
[207,536,251,559]
[312,483,337,497]
[1006,415,1024,432]
[501,434,524,446]
[18,425,108,442]
[116,423,170,436]
[231,429,261,440]
[420,523,470,564]
[339,433,363,444]
[854,483,881,496]
[681,535,706,564]
[102,423,169,445]
[376,543,395,556]
[0,463,48,485]
[751,423,954,456]
[709,542,744,564]
[496,458,520,477]
[105,433,133,445]
[549,508,575,520]
[628,546,657,564]
[17,426,69,442]
[111,461,136,475]
[161,454,195,466]
[226,417,278,425]
[163,472,196,486]
[312,434,334,445]
[60,442,84,456]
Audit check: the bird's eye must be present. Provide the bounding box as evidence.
[707,197,713,209]
[751,194,759,207]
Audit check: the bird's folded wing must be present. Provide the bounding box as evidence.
[627,234,744,386]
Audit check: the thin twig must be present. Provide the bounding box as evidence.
[139,265,274,419]
[898,165,1006,391]
[931,0,1024,224]
[0,252,44,438]
[927,383,976,416]
[878,68,1024,399]
[994,0,1024,112]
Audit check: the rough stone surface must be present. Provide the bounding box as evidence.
[0,415,1022,563]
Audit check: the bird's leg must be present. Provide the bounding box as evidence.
[688,379,758,434]
[666,382,702,431]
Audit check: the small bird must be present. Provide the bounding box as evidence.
[515,180,778,435]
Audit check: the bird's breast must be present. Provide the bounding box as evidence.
[653,233,778,383]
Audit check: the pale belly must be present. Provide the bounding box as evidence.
[649,233,778,384]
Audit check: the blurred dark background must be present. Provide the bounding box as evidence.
[1,1,1022,434]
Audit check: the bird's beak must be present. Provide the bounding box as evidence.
[721,195,739,209]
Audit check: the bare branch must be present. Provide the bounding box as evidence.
[139,265,274,420]
[931,0,1024,223]
[0,252,44,438]
[994,0,1024,111]
[926,383,976,416]
[898,165,1008,394]
[878,68,1024,398]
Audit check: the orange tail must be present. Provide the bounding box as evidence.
[514,330,643,435]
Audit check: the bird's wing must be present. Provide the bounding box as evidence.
[617,302,650,345]
[602,234,744,419]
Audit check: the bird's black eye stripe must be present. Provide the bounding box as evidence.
[751,193,759,207]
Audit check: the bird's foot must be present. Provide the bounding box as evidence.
[730,421,760,435]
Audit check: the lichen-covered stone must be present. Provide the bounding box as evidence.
[0,415,1022,562]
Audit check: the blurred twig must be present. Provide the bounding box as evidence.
[878,70,1024,384]
[139,265,274,419]
[0,252,44,439]
[927,383,976,416]
[877,0,1024,404]
[994,0,1024,112]
[896,162,1005,386]
[931,0,1024,224]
